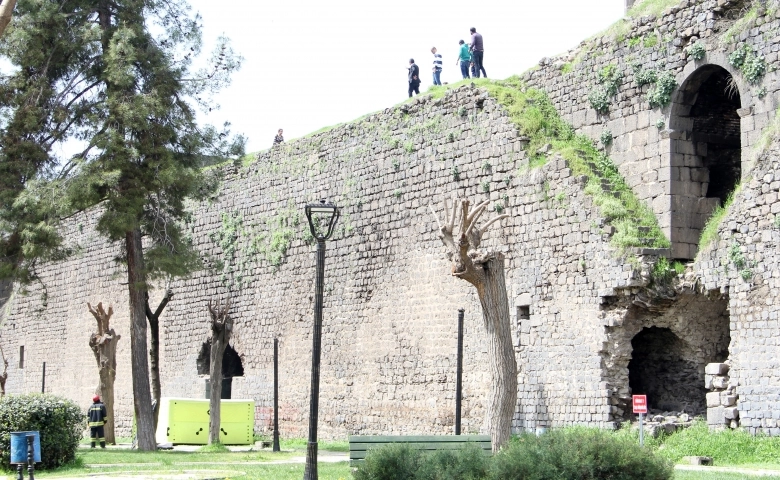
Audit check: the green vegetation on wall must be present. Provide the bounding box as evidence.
[468,77,668,251]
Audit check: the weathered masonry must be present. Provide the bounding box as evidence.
[2,0,780,437]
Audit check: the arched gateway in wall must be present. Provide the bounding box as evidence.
[667,63,743,259]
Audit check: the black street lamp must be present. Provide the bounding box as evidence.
[303,199,339,480]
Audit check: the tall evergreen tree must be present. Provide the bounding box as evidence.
[0,0,244,450]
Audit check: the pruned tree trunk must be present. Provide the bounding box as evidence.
[207,297,232,445]
[126,227,156,451]
[431,198,517,452]
[146,290,173,430]
[0,343,8,396]
[87,302,120,445]
[0,0,18,38]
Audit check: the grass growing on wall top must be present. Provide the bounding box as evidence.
[469,76,668,250]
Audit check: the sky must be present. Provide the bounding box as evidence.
[188,0,627,153]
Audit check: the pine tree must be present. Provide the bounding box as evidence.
[0,0,244,450]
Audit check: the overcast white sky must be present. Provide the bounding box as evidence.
[189,0,627,153]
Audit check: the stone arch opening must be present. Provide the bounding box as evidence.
[628,327,704,413]
[196,342,244,399]
[669,64,741,259]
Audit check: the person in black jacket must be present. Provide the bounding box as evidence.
[88,395,108,449]
[408,58,420,98]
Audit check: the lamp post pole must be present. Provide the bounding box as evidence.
[303,199,339,480]
[273,337,280,452]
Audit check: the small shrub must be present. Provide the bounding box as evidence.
[458,106,467,117]
[757,86,767,98]
[0,394,84,469]
[600,129,613,146]
[741,52,766,84]
[494,203,504,214]
[728,44,749,68]
[727,44,766,84]
[447,132,455,142]
[647,71,677,108]
[417,445,491,480]
[451,165,460,181]
[588,87,611,114]
[643,35,659,48]
[392,158,400,171]
[481,181,490,193]
[598,64,624,96]
[651,257,684,284]
[655,118,665,129]
[492,428,673,480]
[482,160,492,171]
[589,64,623,113]
[687,42,706,60]
[394,189,402,199]
[353,443,421,480]
[628,36,641,48]
[404,141,415,153]
[634,68,658,87]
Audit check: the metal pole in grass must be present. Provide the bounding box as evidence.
[303,200,339,480]
[273,338,280,452]
[455,308,464,435]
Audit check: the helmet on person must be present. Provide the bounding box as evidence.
[93,395,100,402]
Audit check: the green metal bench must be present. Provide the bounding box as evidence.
[349,435,492,466]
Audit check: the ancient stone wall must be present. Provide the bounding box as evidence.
[524,0,780,260]
[522,0,780,434]
[0,85,647,438]
[2,0,780,439]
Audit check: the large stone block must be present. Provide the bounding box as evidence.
[707,406,725,425]
[706,363,729,375]
[706,392,722,408]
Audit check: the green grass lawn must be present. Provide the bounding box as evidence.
[5,439,351,479]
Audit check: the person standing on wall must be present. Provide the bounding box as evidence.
[88,395,108,449]
[273,129,284,146]
[408,58,421,97]
[456,39,471,79]
[431,47,443,85]
[469,27,486,78]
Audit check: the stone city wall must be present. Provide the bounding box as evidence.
[2,0,780,438]
[0,85,644,438]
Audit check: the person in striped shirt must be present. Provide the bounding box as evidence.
[431,47,443,86]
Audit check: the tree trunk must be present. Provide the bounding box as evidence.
[431,198,516,452]
[476,255,517,452]
[0,0,17,38]
[207,298,232,445]
[0,343,8,396]
[149,315,161,429]
[126,228,155,451]
[88,302,120,445]
[146,289,172,431]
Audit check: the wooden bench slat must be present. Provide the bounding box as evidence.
[348,434,493,465]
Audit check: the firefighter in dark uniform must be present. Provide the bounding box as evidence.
[88,395,108,448]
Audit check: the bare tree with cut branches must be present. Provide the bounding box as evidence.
[430,198,516,452]
[87,302,120,445]
[0,342,8,396]
[207,297,233,445]
[145,289,173,430]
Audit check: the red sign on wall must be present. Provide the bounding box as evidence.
[632,395,648,414]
